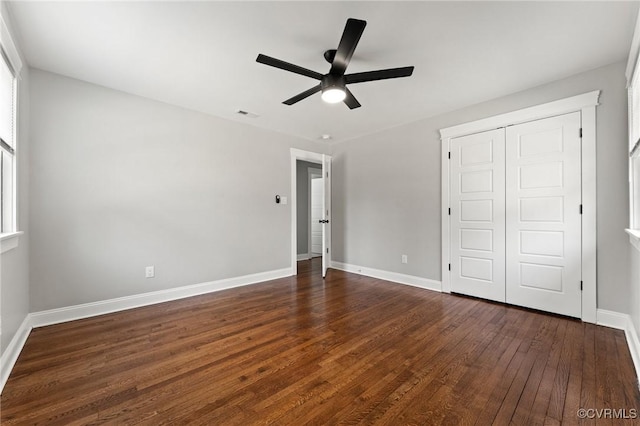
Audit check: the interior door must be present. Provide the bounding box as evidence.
[310,175,323,256]
[505,112,582,318]
[450,128,506,302]
[322,154,332,278]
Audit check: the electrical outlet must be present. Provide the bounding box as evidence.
[401,255,408,264]
[145,266,155,278]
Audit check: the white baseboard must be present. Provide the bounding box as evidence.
[331,261,442,293]
[30,267,292,328]
[597,309,640,388]
[597,309,630,329]
[297,253,310,261]
[0,315,33,394]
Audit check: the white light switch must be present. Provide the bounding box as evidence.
[281,196,288,205]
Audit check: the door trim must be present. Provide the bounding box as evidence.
[440,90,600,323]
[290,148,325,275]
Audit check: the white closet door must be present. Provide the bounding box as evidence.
[450,128,506,302]
[505,112,582,318]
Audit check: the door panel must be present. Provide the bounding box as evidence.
[519,196,564,222]
[460,229,493,251]
[505,112,582,318]
[450,128,506,302]
[460,257,493,281]
[520,231,564,257]
[460,199,494,222]
[460,170,493,193]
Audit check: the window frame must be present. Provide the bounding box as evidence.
[0,47,16,234]
[0,12,23,253]
[626,11,640,250]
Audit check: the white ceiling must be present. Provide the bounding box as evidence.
[7,1,639,143]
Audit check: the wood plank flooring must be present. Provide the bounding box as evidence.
[2,258,639,425]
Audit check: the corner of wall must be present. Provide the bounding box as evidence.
[597,309,640,389]
[0,314,32,394]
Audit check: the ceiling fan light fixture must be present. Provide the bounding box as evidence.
[320,74,347,104]
[321,87,346,104]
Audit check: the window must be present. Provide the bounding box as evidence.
[627,13,640,250]
[630,63,640,231]
[0,47,15,234]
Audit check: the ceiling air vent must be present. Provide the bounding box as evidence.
[236,110,259,118]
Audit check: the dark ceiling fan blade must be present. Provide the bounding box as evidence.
[329,18,366,76]
[345,66,414,84]
[343,88,361,109]
[256,54,323,80]
[283,84,322,105]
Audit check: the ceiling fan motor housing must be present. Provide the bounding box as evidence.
[324,49,337,64]
[321,74,346,92]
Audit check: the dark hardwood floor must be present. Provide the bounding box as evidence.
[2,258,639,425]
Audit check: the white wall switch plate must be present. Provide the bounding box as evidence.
[401,255,408,264]
[145,266,155,278]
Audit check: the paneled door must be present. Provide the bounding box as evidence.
[505,112,582,317]
[450,128,506,302]
[322,154,332,278]
[310,176,323,256]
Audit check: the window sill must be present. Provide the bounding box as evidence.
[626,229,640,252]
[0,231,23,254]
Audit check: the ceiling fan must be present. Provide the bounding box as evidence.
[256,18,415,109]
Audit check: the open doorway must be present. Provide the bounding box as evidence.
[295,160,322,271]
[290,149,332,277]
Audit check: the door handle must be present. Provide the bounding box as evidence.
[319,220,329,224]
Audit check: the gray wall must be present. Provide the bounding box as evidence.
[7,49,635,332]
[296,160,322,255]
[1,3,31,354]
[29,69,327,312]
[332,60,630,313]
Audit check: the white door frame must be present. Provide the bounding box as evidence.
[290,148,328,275]
[440,90,600,323]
